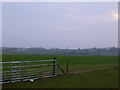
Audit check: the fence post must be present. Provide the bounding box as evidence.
[66,60,69,74]
[53,57,56,76]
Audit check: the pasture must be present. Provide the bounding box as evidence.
[2,55,118,73]
[1,55,118,88]
[3,69,118,88]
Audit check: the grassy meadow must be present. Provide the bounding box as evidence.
[1,55,118,88]
[2,69,118,88]
[2,55,118,73]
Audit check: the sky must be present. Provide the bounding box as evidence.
[0,2,2,48]
[2,2,118,49]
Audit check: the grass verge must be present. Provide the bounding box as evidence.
[2,68,118,88]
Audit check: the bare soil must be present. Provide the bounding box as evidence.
[58,67,117,75]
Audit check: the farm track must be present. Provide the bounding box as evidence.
[58,67,118,75]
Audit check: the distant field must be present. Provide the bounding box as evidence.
[2,55,118,73]
[2,69,118,88]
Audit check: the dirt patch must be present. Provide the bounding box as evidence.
[57,69,94,75]
[68,69,93,74]
[58,67,116,75]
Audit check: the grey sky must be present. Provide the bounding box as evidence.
[2,2,118,49]
[0,3,2,48]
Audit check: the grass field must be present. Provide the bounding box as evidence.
[2,69,118,88]
[2,55,118,73]
[1,55,118,88]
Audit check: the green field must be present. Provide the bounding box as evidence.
[2,69,118,88]
[2,55,118,73]
[1,55,118,88]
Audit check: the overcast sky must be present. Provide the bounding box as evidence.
[2,2,118,49]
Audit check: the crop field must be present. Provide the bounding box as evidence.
[1,55,118,88]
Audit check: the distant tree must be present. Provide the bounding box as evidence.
[78,48,81,50]
[108,47,117,52]
[66,47,69,50]
[38,47,46,50]
[93,47,96,50]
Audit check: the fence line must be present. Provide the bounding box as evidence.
[0,59,56,84]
